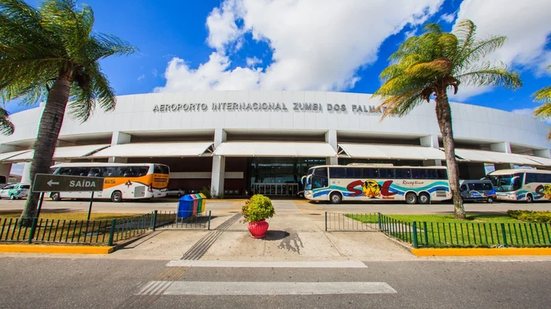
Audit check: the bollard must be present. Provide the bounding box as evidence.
[324,212,328,232]
[207,210,212,230]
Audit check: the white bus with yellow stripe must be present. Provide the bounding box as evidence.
[49,163,170,202]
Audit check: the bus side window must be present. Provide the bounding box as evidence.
[379,168,394,179]
[412,169,427,179]
[425,169,438,179]
[526,173,537,184]
[135,167,148,177]
[395,169,411,179]
[88,168,102,177]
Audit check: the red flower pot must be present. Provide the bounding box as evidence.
[248,220,269,239]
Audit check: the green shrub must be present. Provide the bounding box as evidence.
[507,210,551,224]
[241,194,275,223]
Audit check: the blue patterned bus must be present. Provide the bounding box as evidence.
[303,164,451,204]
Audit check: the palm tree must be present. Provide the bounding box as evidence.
[533,66,551,136]
[374,20,521,219]
[0,0,134,224]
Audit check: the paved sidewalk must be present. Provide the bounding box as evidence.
[110,200,416,261]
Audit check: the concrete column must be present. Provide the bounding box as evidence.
[210,129,227,197]
[420,135,442,166]
[109,131,131,163]
[490,142,511,153]
[491,142,513,169]
[534,149,551,158]
[210,156,226,197]
[0,163,11,182]
[420,135,439,148]
[20,162,32,184]
[0,145,17,181]
[325,130,338,165]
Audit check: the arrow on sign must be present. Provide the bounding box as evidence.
[47,180,60,187]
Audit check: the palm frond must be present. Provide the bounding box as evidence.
[456,66,521,88]
[69,62,115,122]
[454,36,505,70]
[534,102,551,118]
[533,85,550,104]
[0,106,14,135]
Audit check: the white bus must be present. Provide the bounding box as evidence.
[487,169,551,202]
[303,164,451,204]
[50,163,170,202]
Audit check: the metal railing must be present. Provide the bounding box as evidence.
[0,210,179,246]
[158,210,213,230]
[378,214,551,248]
[324,212,379,232]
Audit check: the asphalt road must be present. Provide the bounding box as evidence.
[0,256,549,308]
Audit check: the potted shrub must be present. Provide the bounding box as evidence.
[241,194,275,238]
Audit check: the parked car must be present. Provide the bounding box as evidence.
[459,179,496,203]
[0,183,30,200]
[165,188,185,197]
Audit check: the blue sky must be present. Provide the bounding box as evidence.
[5,0,551,116]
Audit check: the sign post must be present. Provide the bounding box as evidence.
[32,174,104,220]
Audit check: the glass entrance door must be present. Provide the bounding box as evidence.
[248,158,325,196]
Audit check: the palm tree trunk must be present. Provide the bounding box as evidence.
[435,88,466,219]
[20,70,72,225]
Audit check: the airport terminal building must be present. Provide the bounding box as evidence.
[0,91,549,197]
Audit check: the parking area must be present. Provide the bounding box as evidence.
[1,197,550,215]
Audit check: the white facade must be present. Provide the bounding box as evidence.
[0,91,549,196]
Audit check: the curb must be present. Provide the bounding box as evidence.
[411,248,551,257]
[0,244,114,255]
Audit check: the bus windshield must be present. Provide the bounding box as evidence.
[489,174,522,192]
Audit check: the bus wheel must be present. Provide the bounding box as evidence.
[418,193,430,204]
[9,195,16,200]
[487,197,494,203]
[526,194,533,203]
[405,192,418,204]
[329,192,342,204]
[50,192,61,201]
[111,191,123,203]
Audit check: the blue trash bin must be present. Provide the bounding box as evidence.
[178,194,195,219]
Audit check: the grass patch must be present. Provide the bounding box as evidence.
[347,213,523,224]
[346,213,551,248]
[0,212,155,245]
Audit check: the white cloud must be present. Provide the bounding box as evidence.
[205,0,243,51]
[154,52,261,91]
[246,57,261,67]
[452,0,551,100]
[439,12,455,23]
[156,0,443,93]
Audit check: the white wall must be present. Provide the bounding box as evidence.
[0,91,549,150]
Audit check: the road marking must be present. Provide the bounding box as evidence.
[163,281,397,295]
[166,260,367,268]
[136,281,173,296]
